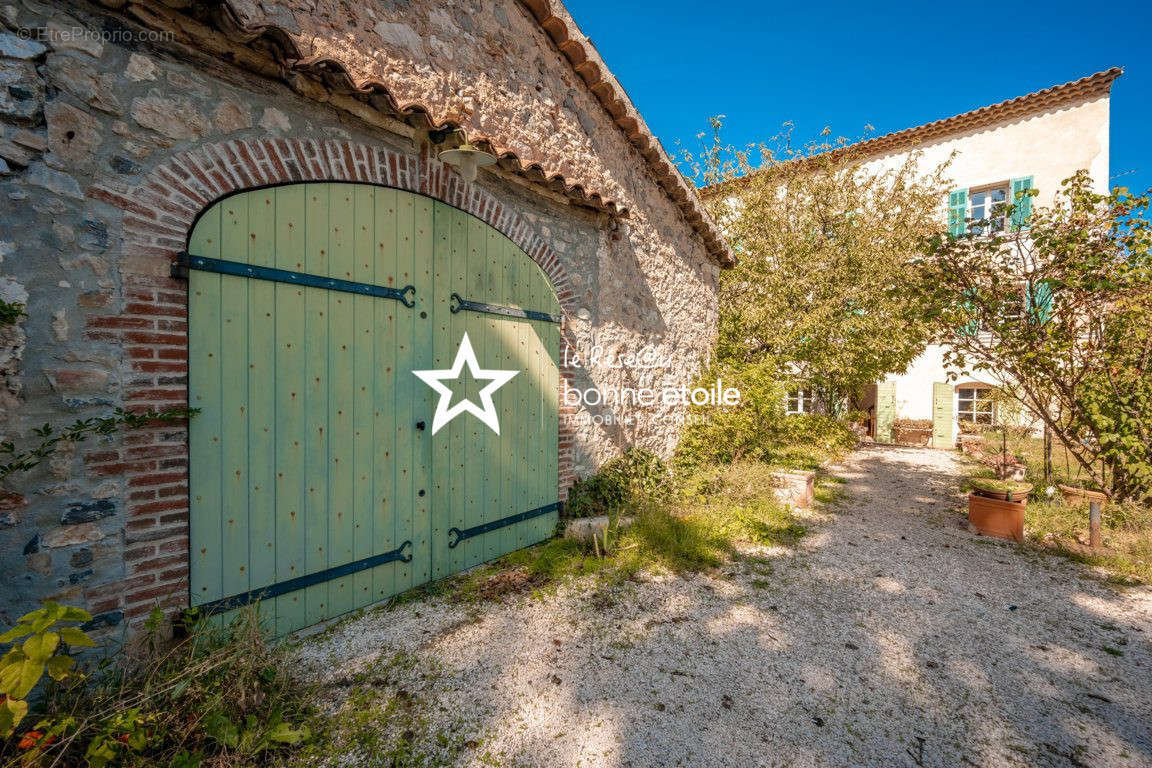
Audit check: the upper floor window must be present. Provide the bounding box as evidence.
[968,186,1008,235]
[948,176,1034,237]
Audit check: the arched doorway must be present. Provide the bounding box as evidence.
[185,182,560,633]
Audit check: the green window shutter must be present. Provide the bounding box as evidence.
[959,287,980,336]
[948,189,968,237]
[1010,176,1034,229]
[1026,278,1053,324]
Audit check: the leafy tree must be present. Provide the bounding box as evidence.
[919,172,1152,502]
[687,119,952,409]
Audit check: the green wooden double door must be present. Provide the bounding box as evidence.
[186,183,560,634]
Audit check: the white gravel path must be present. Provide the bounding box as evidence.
[295,446,1152,768]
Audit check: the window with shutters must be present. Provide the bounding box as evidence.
[957,386,995,424]
[948,177,1032,236]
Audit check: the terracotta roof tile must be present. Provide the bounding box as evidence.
[188,0,735,266]
[702,68,1122,198]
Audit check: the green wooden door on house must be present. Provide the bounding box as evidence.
[186,183,560,634]
[931,382,953,449]
[874,381,896,443]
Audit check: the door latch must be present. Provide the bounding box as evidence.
[416,420,426,431]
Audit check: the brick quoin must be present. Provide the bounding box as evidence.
[84,138,579,627]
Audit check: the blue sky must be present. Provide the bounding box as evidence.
[565,0,1151,195]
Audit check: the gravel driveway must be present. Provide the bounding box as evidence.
[295,446,1152,768]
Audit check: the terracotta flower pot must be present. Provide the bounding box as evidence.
[971,486,1031,503]
[968,493,1024,543]
[969,479,1032,503]
[1058,484,1108,507]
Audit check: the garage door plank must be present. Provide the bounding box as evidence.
[412,196,435,585]
[351,186,377,605]
[392,191,416,593]
[372,187,398,603]
[246,189,278,633]
[494,234,515,556]
[465,216,487,569]
[447,207,468,576]
[304,184,332,626]
[430,202,452,580]
[272,185,308,635]
[327,186,357,618]
[188,206,223,618]
[219,198,251,620]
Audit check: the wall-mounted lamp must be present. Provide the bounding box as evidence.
[437,141,497,183]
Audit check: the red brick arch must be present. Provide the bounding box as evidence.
[83,138,577,627]
[92,138,577,306]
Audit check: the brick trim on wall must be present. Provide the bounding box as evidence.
[84,137,579,625]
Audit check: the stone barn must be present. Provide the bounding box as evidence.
[0,0,732,635]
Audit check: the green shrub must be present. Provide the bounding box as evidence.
[0,603,93,739]
[564,448,672,519]
[609,462,808,573]
[674,361,857,473]
[1,607,314,767]
[968,477,1033,495]
[622,502,727,572]
[1105,500,1152,532]
[774,414,857,462]
[673,360,785,471]
[687,462,808,548]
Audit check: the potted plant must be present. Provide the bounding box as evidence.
[969,477,1033,503]
[967,477,1031,543]
[990,453,1028,482]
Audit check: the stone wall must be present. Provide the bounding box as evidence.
[0,0,720,631]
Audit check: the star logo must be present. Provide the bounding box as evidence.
[413,332,519,435]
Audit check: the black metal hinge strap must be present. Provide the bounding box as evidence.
[449,292,560,324]
[175,253,416,307]
[447,502,559,548]
[192,540,413,617]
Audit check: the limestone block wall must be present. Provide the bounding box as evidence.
[0,0,721,631]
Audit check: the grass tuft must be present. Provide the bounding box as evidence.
[3,607,317,767]
[436,461,815,605]
[1022,498,1152,584]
